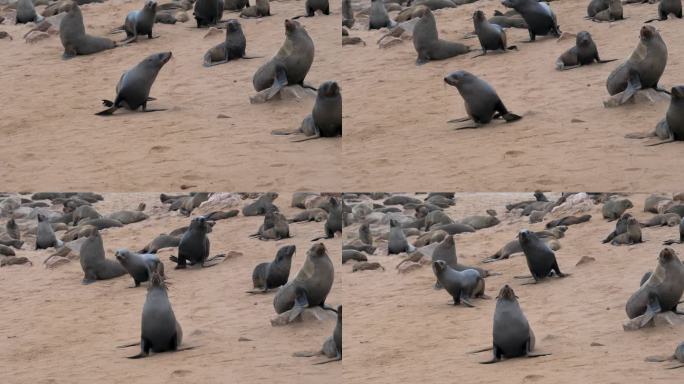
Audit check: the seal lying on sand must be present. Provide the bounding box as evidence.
[60,1,116,59]
[96,52,172,115]
[556,31,616,70]
[625,248,684,329]
[444,70,521,128]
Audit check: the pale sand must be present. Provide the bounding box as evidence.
[341,1,684,191]
[0,192,341,383]
[344,193,684,383]
[0,1,341,191]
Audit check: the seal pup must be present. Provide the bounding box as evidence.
[472,10,516,57]
[602,198,633,221]
[272,81,342,141]
[112,0,157,44]
[589,0,623,22]
[641,213,681,227]
[203,19,261,67]
[240,0,270,18]
[627,86,684,145]
[252,19,315,100]
[432,260,486,306]
[625,248,684,328]
[80,228,127,284]
[16,0,40,24]
[126,265,195,358]
[36,214,58,250]
[115,249,164,287]
[60,1,116,59]
[388,219,415,254]
[556,31,616,70]
[518,229,568,283]
[342,0,354,28]
[273,243,335,320]
[172,216,223,268]
[546,214,591,228]
[501,0,560,41]
[444,70,521,128]
[587,0,608,17]
[475,285,551,363]
[292,0,330,18]
[96,52,172,115]
[312,197,342,241]
[602,213,634,243]
[610,216,642,245]
[645,0,682,23]
[242,192,279,216]
[193,0,224,27]
[369,0,393,29]
[413,8,469,65]
[294,305,342,364]
[250,245,296,292]
[606,25,668,105]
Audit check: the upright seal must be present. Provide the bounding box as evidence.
[60,1,116,59]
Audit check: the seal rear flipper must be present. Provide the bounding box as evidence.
[526,351,551,358]
[645,354,674,363]
[117,341,141,348]
[666,363,684,369]
[293,350,321,357]
[468,346,493,354]
[288,287,310,322]
[95,105,119,116]
[202,253,227,267]
[290,133,321,142]
[313,355,342,364]
[502,113,522,123]
[596,58,618,64]
[271,128,300,136]
[507,45,518,51]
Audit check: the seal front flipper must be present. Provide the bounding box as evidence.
[288,286,310,322]
[639,294,662,328]
[201,253,226,267]
[265,65,288,100]
[596,58,618,64]
[620,69,642,104]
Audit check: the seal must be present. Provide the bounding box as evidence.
[432,222,476,234]
[127,265,194,358]
[432,260,486,306]
[251,244,296,292]
[501,0,560,41]
[472,10,516,57]
[556,31,616,70]
[16,0,39,24]
[460,213,500,230]
[252,210,291,240]
[645,341,684,369]
[290,208,328,223]
[590,0,623,22]
[641,213,681,227]
[95,51,172,115]
[388,218,414,254]
[342,249,368,263]
[273,243,335,318]
[225,0,250,10]
[139,234,180,253]
[610,216,642,245]
[424,210,453,230]
[518,229,568,283]
[444,70,521,128]
[369,0,392,29]
[36,213,58,250]
[477,285,551,363]
[60,1,116,59]
[6,218,20,241]
[71,205,101,225]
[242,192,279,216]
[545,214,591,228]
[107,210,148,225]
[627,85,684,145]
[606,25,668,105]
[203,19,260,67]
[252,19,315,100]
[112,0,157,44]
[342,0,354,28]
[485,227,565,263]
[239,0,270,18]
[625,247,684,328]
[602,213,634,243]
[663,217,684,245]
[645,0,682,23]
[193,0,224,27]
[293,0,330,18]
[115,249,164,287]
[587,0,608,17]
[294,304,342,364]
[79,228,127,284]
[272,81,342,141]
[602,198,633,221]
[413,8,469,65]
[173,216,211,268]
[312,197,342,241]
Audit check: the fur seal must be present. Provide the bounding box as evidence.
[204,19,259,67]
[478,285,551,363]
[140,234,180,253]
[444,70,521,128]
[127,265,193,358]
[252,19,314,100]
[413,8,469,65]
[6,218,20,241]
[388,218,414,254]
[36,214,58,250]
[252,211,290,240]
[472,10,516,56]
[225,0,250,10]
[432,260,486,306]
[243,192,279,216]
[107,210,148,225]
[251,245,295,291]
[174,216,211,268]
[590,0,622,22]
[425,210,453,230]
[240,0,270,18]
[342,0,354,28]
[294,0,330,18]
[606,25,668,105]
[460,213,499,230]
[628,85,684,145]
[96,52,172,115]
[610,216,642,245]
[369,0,392,29]
[290,208,328,223]
[342,249,368,263]
[113,0,157,44]
[645,341,684,369]
[602,198,633,221]
[556,31,616,70]
[518,229,568,283]
[545,214,591,228]
[193,0,224,27]
[272,81,342,141]
[16,0,39,24]
[641,213,681,227]
[663,217,684,245]
[79,228,127,284]
[60,2,116,59]
[294,304,342,364]
[115,249,164,287]
[602,213,634,243]
[501,0,560,41]
[432,222,476,234]
[72,205,101,224]
[645,0,682,23]
[625,248,684,328]
[587,0,608,17]
[273,243,335,316]
[312,197,342,241]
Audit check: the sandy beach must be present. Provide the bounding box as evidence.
[341,1,684,191]
[343,192,684,383]
[0,192,341,383]
[0,1,341,191]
